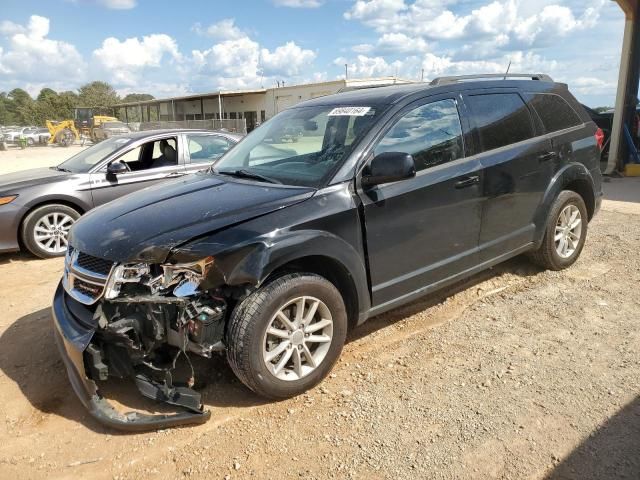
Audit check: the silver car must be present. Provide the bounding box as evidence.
[0,129,241,258]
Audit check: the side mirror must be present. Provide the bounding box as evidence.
[361,152,416,187]
[107,160,128,176]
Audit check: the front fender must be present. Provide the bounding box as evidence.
[172,229,371,319]
[533,162,596,244]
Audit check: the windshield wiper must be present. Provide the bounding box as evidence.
[51,166,72,172]
[215,169,281,184]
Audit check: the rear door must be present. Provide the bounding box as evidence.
[90,136,186,206]
[463,90,555,262]
[360,95,484,309]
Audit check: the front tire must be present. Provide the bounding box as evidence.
[226,273,348,399]
[529,190,588,270]
[21,204,80,258]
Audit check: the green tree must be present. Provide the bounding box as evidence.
[7,88,35,125]
[121,93,154,103]
[78,81,120,115]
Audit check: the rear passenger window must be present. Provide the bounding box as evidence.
[527,93,582,133]
[375,99,464,171]
[466,93,535,152]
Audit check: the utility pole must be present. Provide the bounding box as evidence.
[421,69,424,82]
[345,64,348,79]
[218,90,222,128]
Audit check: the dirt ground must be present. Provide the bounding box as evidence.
[0,146,638,479]
[0,143,88,174]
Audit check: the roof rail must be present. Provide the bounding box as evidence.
[429,73,553,86]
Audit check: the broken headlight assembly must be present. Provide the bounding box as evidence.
[104,256,214,300]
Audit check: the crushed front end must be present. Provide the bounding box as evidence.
[52,247,230,431]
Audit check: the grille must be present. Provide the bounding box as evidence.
[62,247,114,305]
[77,252,113,276]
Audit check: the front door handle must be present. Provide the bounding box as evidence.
[454,175,480,189]
[538,151,558,162]
[165,171,186,178]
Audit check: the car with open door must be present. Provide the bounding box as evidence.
[0,129,241,258]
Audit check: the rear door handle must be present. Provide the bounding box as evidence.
[454,175,480,189]
[539,151,558,162]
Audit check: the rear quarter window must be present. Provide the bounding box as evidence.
[527,93,583,133]
[466,93,535,153]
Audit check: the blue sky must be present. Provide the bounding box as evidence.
[0,0,626,106]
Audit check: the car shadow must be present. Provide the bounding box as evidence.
[0,256,541,434]
[0,251,38,266]
[545,395,640,480]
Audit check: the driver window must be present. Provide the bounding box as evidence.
[114,138,178,172]
[374,99,464,171]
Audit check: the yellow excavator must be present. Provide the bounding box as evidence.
[46,108,119,147]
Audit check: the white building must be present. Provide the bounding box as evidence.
[114,77,415,132]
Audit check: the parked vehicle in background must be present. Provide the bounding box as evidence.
[23,127,51,146]
[51,73,603,430]
[92,121,131,141]
[0,129,241,258]
[4,127,37,143]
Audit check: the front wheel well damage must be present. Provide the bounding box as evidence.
[262,255,359,330]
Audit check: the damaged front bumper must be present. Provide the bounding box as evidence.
[52,282,211,431]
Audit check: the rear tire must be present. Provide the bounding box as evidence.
[21,204,80,258]
[226,273,347,399]
[528,190,588,270]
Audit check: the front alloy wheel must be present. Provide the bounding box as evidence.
[227,273,347,399]
[263,296,334,381]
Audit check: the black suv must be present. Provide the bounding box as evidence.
[52,74,602,430]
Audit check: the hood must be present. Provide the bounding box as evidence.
[69,173,315,263]
[0,167,69,194]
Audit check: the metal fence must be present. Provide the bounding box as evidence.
[128,119,247,135]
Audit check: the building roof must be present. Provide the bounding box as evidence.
[114,88,267,108]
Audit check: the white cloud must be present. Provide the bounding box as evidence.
[261,41,316,76]
[0,15,86,88]
[345,0,604,46]
[192,18,245,40]
[0,20,26,36]
[93,34,181,85]
[273,0,324,7]
[97,0,136,9]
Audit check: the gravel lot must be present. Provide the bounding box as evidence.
[0,146,638,479]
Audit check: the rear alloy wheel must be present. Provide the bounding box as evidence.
[226,273,347,399]
[529,190,588,270]
[22,204,80,258]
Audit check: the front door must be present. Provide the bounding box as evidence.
[360,96,483,309]
[90,136,185,206]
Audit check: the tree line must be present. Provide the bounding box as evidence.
[0,81,154,127]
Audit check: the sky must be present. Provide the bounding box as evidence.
[0,0,626,107]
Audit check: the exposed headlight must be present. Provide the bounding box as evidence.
[104,257,214,300]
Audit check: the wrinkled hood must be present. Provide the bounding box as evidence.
[69,173,315,263]
[0,167,69,194]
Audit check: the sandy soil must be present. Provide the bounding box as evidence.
[0,169,638,479]
[0,144,88,175]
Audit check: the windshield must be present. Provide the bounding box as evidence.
[58,137,131,173]
[214,105,381,187]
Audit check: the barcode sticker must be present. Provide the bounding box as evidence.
[328,107,371,117]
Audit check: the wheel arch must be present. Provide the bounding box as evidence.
[534,163,596,245]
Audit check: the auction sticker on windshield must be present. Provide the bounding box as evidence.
[328,107,371,116]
